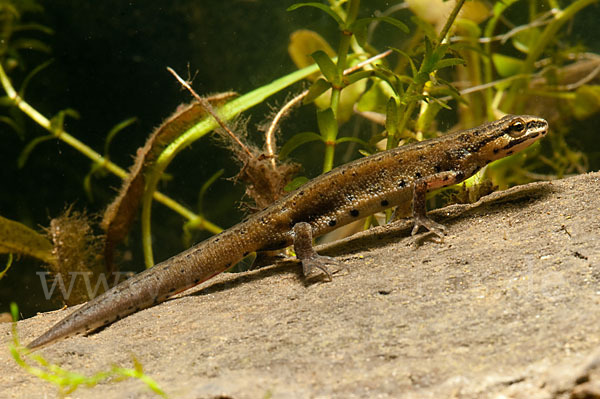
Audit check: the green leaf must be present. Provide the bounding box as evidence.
[49,108,80,133]
[279,131,323,159]
[425,95,452,110]
[303,78,331,104]
[83,161,106,202]
[358,149,372,157]
[342,70,373,86]
[14,22,54,35]
[492,53,524,77]
[0,116,24,139]
[390,47,418,78]
[435,57,466,70]
[311,50,338,83]
[423,43,451,74]
[316,107,338,141]
[372,68,399,94]
[385,97,399,137]
[0,254,13,280]
[198,169,225,212]
[352,16,409,46]
[373,65,413,95]
[335,136,372,151]
[0,215,54,264]
[284,176,309,192]
[511,28,541,54]
[370,16,409,33]
[415,71,429,85]
[287,3,344,28]
[434,77,464,103]
[11,38,52,54]
[17,134,54,168]
[104,117,137,156]
[19,59,53,99]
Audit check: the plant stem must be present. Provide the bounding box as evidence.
[437,0,466,43]
[321,0,360,173]
[0,62,222,231]
[392,0,465,149]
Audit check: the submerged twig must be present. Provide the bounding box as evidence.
[167,67,253,158]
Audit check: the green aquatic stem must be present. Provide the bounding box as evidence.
[0,62,220,237]
[322,0,360,173]
[392,0,465,150]
[141,62,322,268]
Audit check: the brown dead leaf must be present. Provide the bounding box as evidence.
[101,92,237,272]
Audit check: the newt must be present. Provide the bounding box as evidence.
[26,114,548,349]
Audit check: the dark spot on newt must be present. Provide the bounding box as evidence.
[180,268,185,274]
[415,172,422,179]
[194,279,200,284]
[381,199,389,207]
[506,150,513,155]
[243,251,249,257]
[169,287,177,293]
[399,180,406,187]
[350,209,359,217]
[493,148,499,154]
[299,190,304,195]
[456,171,465,180]
[434,165,442,173]
[328,219,337,227]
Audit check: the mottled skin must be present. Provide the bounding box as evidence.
[27,115,548,349]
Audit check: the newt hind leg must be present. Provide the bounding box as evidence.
[292,222,339,281]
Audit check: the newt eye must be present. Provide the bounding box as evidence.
[507,118,526,137]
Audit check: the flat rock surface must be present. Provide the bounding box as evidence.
[2,172,600,399]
